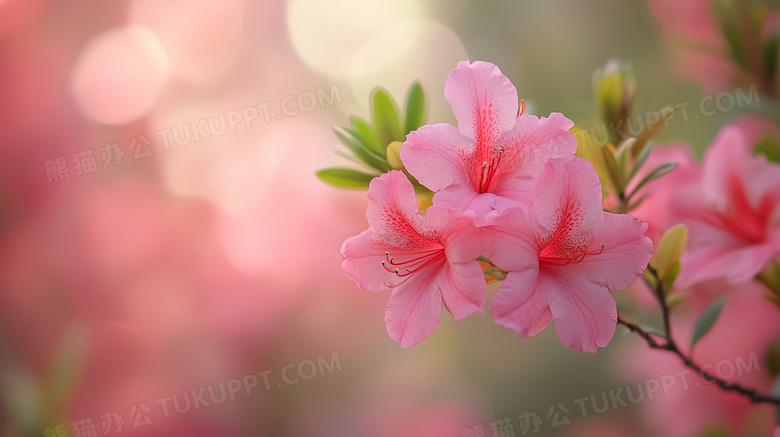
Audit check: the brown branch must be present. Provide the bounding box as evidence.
[618,267,780,405]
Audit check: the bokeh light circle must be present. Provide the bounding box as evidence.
[70,25,169,125]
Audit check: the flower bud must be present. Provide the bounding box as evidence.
[651,224,688,281]
[386,141,404,170]
[593,59,636,129]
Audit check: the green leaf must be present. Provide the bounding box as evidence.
[627,142,653,182]
[316,168,375,189]
[334,128,390,172]
[662,261,682,295]
[632,107,673,157]
[614,137,636,171]
[601,146,625,195]
[625,194,648,212]
[629,162,677,199]
[713,0,747,68]
[371,88,405,150]
[691,297,727,349]
[404,81,426,134]
[349,117,382,156]
[763,34,780,86]
[334,148,363,165]
[755,137,780,163]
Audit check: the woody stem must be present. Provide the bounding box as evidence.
[617,266,780,405]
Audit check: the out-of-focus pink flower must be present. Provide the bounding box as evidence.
[672,118,780,288]
[483,157,652,352]
[620,281,780,437]
[341,171,486,348]
[402,60,576,215]
[648,0,737,93]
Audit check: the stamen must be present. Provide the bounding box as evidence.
[478,147,505,193]
[539,244,607,267]
[380,248,444,287]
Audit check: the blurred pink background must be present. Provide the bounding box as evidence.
[1,1,777,436]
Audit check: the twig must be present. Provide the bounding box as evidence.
[618,267,780,405]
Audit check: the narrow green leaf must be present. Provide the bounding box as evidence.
[334,148,366,166]
[626,194,648,212]
[334,128,390,172]
[632,107,673,158]
[350,117,382,156]
[763,35,780,85]
[713,0,747,68]
[629,162,677,199]
[316,168,375,189]
[765,292,780,310]
[601,146,625,194]
[627,142,653,182]
[691,297,727,349]
[404,81,426,134]
[614,137,636,171]
[371,88,405,150]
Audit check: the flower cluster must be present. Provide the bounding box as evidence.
[341,61,653,351]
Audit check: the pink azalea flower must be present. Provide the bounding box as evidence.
[341,170,486,348]
[401,60,577,215]
[672,117,780,288]
[482,157,653,352]
[648,0,736,94]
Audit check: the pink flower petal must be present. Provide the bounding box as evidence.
[402,123,473,192]
[444,60,518,144]
[677,225,773,287]
[340,229,391,292]
[366,171,427,245]
[493,112,577,183]
[489,177,536,211]
[341,170,489,347]
[546,268,617,353]
[481,206,539,272]
[384,264,445,348]
[490,265,552,338]
[429,184,503,221]
[534,157,603,235]
[571,213,653,290]
[702,126,749,210]
[440,261,488,321]
[423,207,482,264]
[422,207,487,320]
